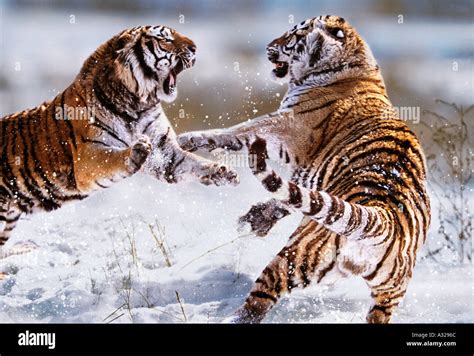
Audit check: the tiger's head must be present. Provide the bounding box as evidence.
[82,25,196,103]
[266,16,378,86]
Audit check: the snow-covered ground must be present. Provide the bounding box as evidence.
[0,168,472,323]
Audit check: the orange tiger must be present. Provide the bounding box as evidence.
[0,25,238,254]
[178,16,430,323]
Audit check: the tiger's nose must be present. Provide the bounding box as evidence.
[267,48,279,62]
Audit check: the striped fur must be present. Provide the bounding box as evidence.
[0,25,238,251]
[178,16,430,323]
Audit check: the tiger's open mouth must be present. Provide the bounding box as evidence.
[163,59,187,96]
[272,61,289,78]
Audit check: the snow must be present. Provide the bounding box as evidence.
[0,168,472,323]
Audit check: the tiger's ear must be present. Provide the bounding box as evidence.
[114,34,137,69]
[307,31,325,67]
[310,18,324,31]
[114,57,138,94]
[113,32,138,93]
[114,31,134,55]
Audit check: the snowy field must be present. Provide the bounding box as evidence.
[0,168,472,323]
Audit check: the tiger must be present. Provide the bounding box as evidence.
[0,25,238,257]
[177,15,431,323]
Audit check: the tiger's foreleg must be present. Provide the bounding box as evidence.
[177,127,245,153]
[144,129,239,186]
[74,135,152,192]
[237,199,290,237]
[248,137,394,243]
[177,111,294,166]
[0,208,22,249]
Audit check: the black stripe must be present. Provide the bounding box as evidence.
[324,196,345,225]
[4,215,20,223]
[95,180,109,189]
[56,95,78,190]
[156,127,170,148]
[345,191,411,237]
[144,38,163,67]
[262,172,283,192]
[133,39,157,80]
[313,63,363,79]
[80,136,112,148]
[18,115,60,211]
[304,191,324,216]
[42,104,60,174]
[250,291,277,303]
[142,118,156,135]
[333,135,424,178]
[299,260,311,287]
[64,119,77,150]
[363,209,378,234]
[343,205,361,235]
[93,80,137,124]
[331,146,427,206]
[309,34,324,67]
[317,260,335,283]
[25,112,68,204]
[162,152,185,183]
[248,137,268,174]
[287,182,302,207]
[2,119,34,210]
[91,118,129,147]
[58,95,76,183]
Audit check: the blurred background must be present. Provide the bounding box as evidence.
[0,0,473,264]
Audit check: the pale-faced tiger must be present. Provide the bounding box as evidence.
[177,15,430,323]
[0,25,238,255]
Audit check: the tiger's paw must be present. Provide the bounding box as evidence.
[177,132,208,152]
[198,164,239,187]
[128,135,152,173]
[237,201,290,237]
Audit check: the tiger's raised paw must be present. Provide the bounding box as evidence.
[177,132,208,152]
[237,201,290,237]
[127,135,152,173]
[178,132,243,153]
[198,164,239,187]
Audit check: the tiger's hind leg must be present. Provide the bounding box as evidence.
[0,193,21,249]
[237,199,290,237]
[75,135,152,192]
[0,206,23,280]
[365,269,411,323]
[233,219,340,323]
[0,208,23,252]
